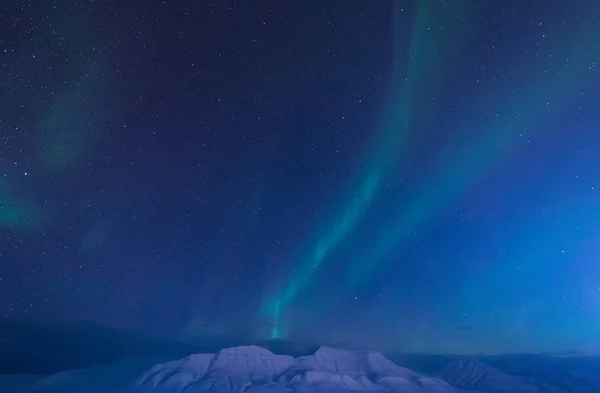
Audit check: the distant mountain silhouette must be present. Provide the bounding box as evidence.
[436,357,541,392]
[0,318,320,376]
[386,352,455,374]
[484,354,600,392]
[0,317,194,375]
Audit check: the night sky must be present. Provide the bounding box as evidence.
[1,0,600,354]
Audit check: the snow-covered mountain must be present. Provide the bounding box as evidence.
[136,345,462,393]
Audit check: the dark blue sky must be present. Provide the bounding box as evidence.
[1,0,599,354]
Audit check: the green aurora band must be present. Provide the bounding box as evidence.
[2,1,112,234]
[37,63,112,175]
[345,9,600,288]
[0,183,42,232]
[263,0,475,339]
[0,186,26,229]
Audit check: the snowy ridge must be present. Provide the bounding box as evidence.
[136,345,463,393]
[300,346,421,379]
[436,358,542,392]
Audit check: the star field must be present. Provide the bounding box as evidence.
[1,0,599,354]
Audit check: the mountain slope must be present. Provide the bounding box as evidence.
[436,358,543,392]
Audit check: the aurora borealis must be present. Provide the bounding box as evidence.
[261,0,479,337]
[2,0,600,354]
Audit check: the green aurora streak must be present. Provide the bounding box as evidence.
[2,1,112,234]
[263,0,474,339]
[345,10,600,288]
[1,65,110,234]
[37,63,112,175]
[0,187,25,229]
[0,183,41,231]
